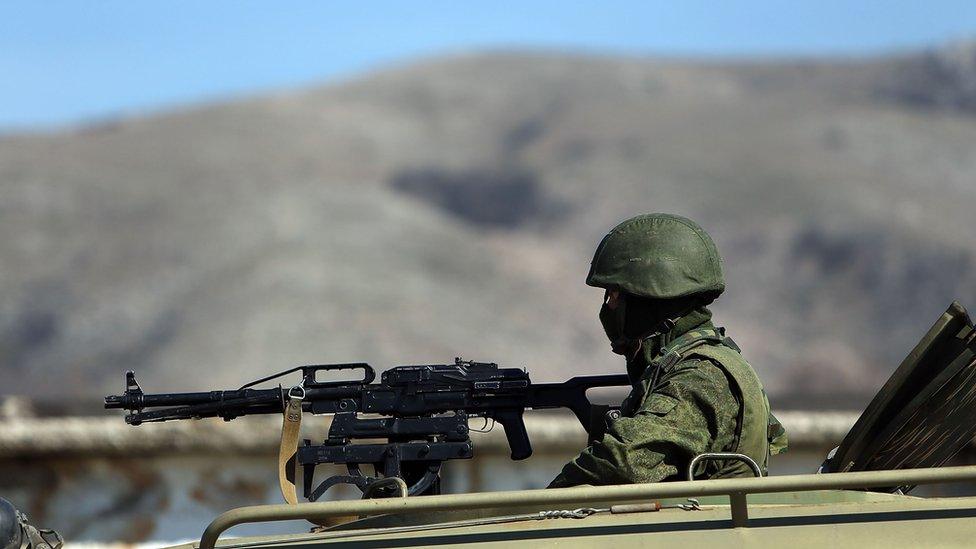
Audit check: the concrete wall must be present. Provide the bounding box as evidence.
[6,411,974,546]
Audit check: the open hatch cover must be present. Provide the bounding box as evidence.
[825,301,976,489]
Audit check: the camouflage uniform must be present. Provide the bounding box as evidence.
[549,214,786,488]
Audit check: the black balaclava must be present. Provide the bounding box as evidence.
[599,292,709,381]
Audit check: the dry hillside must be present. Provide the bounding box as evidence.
[2,44,976,407]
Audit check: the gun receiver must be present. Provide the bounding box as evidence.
[105,359,629,498]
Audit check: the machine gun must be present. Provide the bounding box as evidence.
[105,359,629,499]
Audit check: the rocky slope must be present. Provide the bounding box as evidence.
[2,43,975,405]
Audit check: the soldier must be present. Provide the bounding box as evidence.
[549,213,787,487]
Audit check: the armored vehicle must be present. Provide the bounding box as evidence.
[114,302,976,547]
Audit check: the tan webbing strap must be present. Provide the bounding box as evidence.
[278,387,304,505]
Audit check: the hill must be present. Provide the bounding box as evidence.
[2,44,975,405]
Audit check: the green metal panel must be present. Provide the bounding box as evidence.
[330,489,903,532]
[828,301,976,479]
[176,492,976,548]
[193,464,976,548]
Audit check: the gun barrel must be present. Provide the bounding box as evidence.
[104,390,240,410]
[108,388,285,424]
[105,385,281,413]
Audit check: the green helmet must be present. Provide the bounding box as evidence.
[586,213,725,299]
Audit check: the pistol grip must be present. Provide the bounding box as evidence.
[495,409,532,460]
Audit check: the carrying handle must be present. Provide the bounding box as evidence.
[238,363,376,390]
[301,363,376,387]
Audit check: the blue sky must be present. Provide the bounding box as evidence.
[2,1,975,131]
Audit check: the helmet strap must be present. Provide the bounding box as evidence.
[635,297,702,343]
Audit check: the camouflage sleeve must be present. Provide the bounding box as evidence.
[548,359,738,487]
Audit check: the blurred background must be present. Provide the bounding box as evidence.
[2,1,976,545]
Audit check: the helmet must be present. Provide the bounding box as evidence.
[586,213,724,299]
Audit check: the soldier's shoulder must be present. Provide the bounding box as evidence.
[683,337,752,368]
[661,357,737,409]
[672,354,722,371]
[669,356,732,387]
